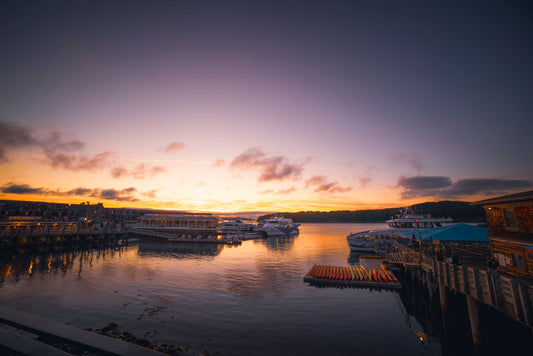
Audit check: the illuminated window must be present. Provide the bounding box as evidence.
[503,208,517,229]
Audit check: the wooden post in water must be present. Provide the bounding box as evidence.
[439,275,447,313]
[427,272,433,302]
[466,295,482,345]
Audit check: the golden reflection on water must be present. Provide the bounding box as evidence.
[0,223,386,286]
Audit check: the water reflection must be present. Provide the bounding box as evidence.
[347,251,361,265]
[137,241,224,259]
[255,235,297,251]
[0,223,443,356]
[0,240,132,284]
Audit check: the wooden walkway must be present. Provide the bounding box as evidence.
[387,249,533,330]
[0,305,164,355]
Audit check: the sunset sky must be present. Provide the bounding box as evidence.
[1,0,532,213]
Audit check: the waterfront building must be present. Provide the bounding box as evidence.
[134,214,219,237]
[474,190,533,279]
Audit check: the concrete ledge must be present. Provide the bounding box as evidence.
[0,306,164,356]
[0,327,73,355]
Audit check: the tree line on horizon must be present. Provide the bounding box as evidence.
[257,201,486,223]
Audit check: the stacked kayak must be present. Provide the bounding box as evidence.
[303,263,400,289]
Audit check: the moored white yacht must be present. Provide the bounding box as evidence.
[255,216,300,237]
[218,217,256,234]
[347,209,453,252]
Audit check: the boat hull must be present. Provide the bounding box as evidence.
[257,227,299,237]
[348,241,376,252]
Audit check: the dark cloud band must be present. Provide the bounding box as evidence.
[398,176,532,199]
[1,182,143,202]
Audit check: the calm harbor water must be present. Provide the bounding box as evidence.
[0,223,441,355]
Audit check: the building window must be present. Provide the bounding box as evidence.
[511,251,526,270]
[503,208,517,229]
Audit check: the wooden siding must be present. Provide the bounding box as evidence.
[516,206,533,234]
[491,239,533,279]
[484,206,533,242]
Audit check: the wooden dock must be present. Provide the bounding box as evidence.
[0,305,164,355]
[0,221,127,247]
[387,247,533,342]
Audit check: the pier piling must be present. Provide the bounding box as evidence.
[466,295,482,345]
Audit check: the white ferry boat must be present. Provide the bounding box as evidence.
[255,216,300,237]
[347,210,453,252]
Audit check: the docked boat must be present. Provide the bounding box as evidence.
[219,217,262,240]
[347,210,453,252]
[255,216,300,237]
[219,217,256,234]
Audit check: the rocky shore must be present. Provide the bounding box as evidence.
[86,322,213,356]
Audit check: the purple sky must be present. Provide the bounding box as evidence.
[1,0,532,211]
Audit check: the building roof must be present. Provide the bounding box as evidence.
[472,190,533,205]
[139,214,219,221]
[398,223,489,242]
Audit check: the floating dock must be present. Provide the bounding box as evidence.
[303,264,401,289]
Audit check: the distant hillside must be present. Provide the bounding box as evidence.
[257,201,486,223]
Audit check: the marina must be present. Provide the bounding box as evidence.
[0,223,443,355]
[1,219,532,355]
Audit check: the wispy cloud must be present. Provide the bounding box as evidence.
[65,187,94,196]
[99,187,138,201]
[44,150,114,171]
[363,130,394,139]
[0,183,44,195]
[357,165,379,187]
[142,189,158,199]
[111,164,166,179]
[305,175,352,193]
[0,120,166,179]
[230,148,304,182]
[359,177,372,187]
[398,176,533,199]
[259,186,296,195]
[212,159,226,167]
[391,153,425,171]
[41,131,84,152]
[161,141,186,153]
[0,121,83,163]
[0,182,143,202]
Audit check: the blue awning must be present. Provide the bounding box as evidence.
[398,224,488,242]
